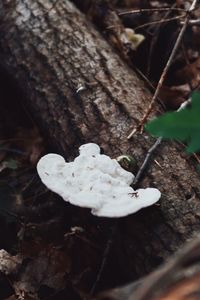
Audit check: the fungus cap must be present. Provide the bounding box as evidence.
[37,143,161,217]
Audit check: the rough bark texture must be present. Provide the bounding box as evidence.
[0,0,200,284]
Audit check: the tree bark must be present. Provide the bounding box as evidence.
[0,0,200,286]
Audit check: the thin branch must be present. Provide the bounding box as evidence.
[131,235,200,300]
[89,222,117,297]
[118,7,186,16]
[133,137,162,187]
[134,15,185,31]
[127,0,199,139]
[190,0,198,11]
[0,147,26,155]
[133,95,193,188]
[182,18,200,25]
[147,4,177,77]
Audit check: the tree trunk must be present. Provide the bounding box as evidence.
[0,0,200,287]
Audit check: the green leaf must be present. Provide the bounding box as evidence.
[145,92,200,153]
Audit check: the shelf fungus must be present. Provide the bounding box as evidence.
[37,143,161,218]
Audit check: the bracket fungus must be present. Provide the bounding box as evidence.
[37,143,161,218]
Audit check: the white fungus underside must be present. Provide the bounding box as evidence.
[37,143,161,217]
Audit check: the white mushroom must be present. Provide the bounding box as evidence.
[37,143,161,218]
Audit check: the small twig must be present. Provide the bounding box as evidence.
[118,7,186,16]
[182,18,200,25]
[0,208,21,220]
[89,222,117,297]
[190,0,199,11]
[23,189,48,202]
[131,235,200,300]
[21,174,37,192]
[0,137,36,143]
[134,15,185,31]
[133,137,162,188]
[127,0,198,139]
[133,94,193,187]
[193,153,200,164]
[147,4,177,77]
[0,147,26,155]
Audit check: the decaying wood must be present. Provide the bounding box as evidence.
[96,235,200,300]
[1,0,200,291]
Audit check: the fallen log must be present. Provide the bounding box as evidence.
[0,0,200,293]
